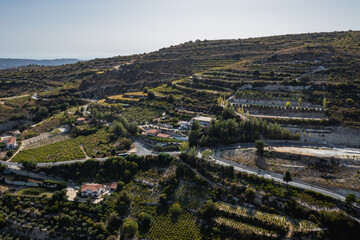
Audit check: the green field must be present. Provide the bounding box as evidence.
[148,211,201,240]
[13,128,113,163]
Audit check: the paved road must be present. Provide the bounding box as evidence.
[1,139,352,202]
[211,150,346,201]
[133,141,153,156]
[0,158,108,168]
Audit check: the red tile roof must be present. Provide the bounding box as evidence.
[81,184,101,192]
[156,133,171,138]
[1,137,16,145]
[109,182,118,190]
[147,129,159,134]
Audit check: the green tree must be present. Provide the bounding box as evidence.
[35,106,48,121]
[95,222,107,234]
[6,150,15,158]
[143,87,148,93]
[22,159,37,170]
[137,212,153,231]
[188,146,197,158]
[170,203,182,220]
[222,103,237,119]
[178,142,189,153]
[201,149,213,161]
[112,121,127,137]
[168,94,175,103]
[323,97,327,108]
[191,120,201,130]
[127,122,139,135]
[107,212,121,232]
[245,187,256,201]
[200,200,218,218]
[345,193,356,205]
[147,91,155,100]
[0,214,6,228]
[286,101,291,108]
[122,218,138,237]
[298,97,302,107]
[254,139,266,156]
[175,162,185,178]
[283,171,292,184]
[189,120,201,147]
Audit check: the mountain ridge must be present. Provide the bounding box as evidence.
[0,58,81,69]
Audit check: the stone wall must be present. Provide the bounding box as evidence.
[285,125,360,147]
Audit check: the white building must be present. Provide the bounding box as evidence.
[190,116,213,127]
[80,184,102,198]
[0,137,18,150]
[178,121,191,130]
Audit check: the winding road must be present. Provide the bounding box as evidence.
[1,139,357,202]
[211,151,346,201]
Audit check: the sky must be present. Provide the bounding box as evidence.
[0,0,359,59]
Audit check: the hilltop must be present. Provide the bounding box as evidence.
[1,30,359,127]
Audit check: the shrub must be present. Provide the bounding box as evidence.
[122,218,138,237]
[170,203,182,220]
[245,187,256,201]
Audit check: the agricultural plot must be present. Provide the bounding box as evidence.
[13,128,113,162]
[124,170,163,216]
[293,219,321,233]
[12,138,86,163]
[214,217,279,238]
[22,133,70,150]
[216,202,288,232]
[152,84,184,99]
[148,211,202,240]
[174,183,210,210]
[121,106,163,123]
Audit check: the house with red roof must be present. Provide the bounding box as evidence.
[145,129,160,136]
[105,182,118,192]
[0,137,18,150]
[156,133,173,139]
[80,183,102,198]
[80,182,118,199]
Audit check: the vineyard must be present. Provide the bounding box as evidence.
[216,202,288,231]
[22,134,70,151]
[214,217,279,238]
[148,211,201,240]
[214,201,323,238]
[293,219,321,233]
[12,138,86,163]
[174,183,210,210]
[12,128,114,163]
[215,202,288,238]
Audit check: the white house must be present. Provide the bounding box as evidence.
[80,184,102,198]
[190,116,213,127]
[178,121,191,130]
[0,137,18,150]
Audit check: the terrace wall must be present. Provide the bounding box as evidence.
[285,125,360,147]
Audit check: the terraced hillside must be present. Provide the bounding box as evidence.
[0,31,360,127]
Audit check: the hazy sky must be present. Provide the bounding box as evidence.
[1,0,359,59]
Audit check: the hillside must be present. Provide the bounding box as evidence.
[0,30,360,127]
